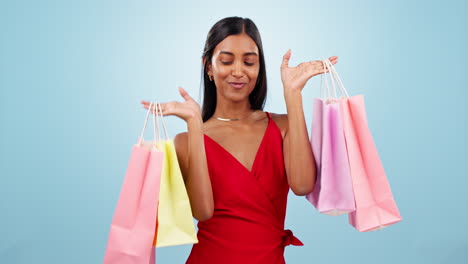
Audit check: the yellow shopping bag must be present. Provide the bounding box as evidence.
[152,115,198,247]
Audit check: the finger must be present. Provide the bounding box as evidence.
[322,56,337,63]
[158,101,179,116]
[321,65,328,74]
[281,49,291,69]
[155,102,166,115]
[141,101,153,109]
[318,57,338,73]
[142,102,158,115]
[178,86,193,102]
[141,100,151,106]
[318,61,330,74]
[306,61,327,75]
[141,100,157,108]
[145,102,167,115]
[141,102,158,115]
[328,56,338,65]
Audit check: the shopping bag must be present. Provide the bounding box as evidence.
[323,59,402,231]
[104,102,163,263]
[152,103,198,247]
[305,62,355,216]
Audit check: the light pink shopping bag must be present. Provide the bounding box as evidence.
[306,97,355,216]
[339,95,402,232]
[103,103,163,263]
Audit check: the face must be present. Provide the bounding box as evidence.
[206,33,260,102]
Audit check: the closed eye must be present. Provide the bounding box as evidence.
[221,61,255,66]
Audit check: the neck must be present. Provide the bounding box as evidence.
[212,96,253,120]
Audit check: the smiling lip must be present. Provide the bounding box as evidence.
[229,82,246,89]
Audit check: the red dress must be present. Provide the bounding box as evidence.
[185,112,303,264]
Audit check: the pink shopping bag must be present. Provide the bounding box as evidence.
[323,59,402,231]
[306,96,355,215]
[103,102,163,263]
[339,95,402,232]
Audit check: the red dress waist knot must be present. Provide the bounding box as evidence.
[282,229,304,247]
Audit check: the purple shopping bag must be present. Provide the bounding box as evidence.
[103,103,163,263]
[306,98,355,215]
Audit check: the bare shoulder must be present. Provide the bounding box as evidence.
[173,132,189,180]
[174,131,188,144]
[269,112,288,139]
[174,132,188,163]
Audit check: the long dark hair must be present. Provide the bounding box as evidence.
[200,17,267,122]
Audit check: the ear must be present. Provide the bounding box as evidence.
[202,57,212,75]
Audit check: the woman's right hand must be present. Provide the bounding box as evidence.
[143,87,214,221]
[141,87,201,123]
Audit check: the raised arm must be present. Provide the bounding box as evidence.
[142,87,214,221]
[282,93,316,196]
[174,120,213,221]
[280,49,338,196]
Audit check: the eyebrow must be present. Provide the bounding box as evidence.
[219,51,258,56]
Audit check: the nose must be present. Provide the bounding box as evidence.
[232,61,244,78]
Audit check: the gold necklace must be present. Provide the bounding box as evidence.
[213,111,257,122]
[215,117,240,121]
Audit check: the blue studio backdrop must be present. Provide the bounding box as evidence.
[0,0,467,263]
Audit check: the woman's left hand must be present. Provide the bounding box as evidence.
[280,49,338,94]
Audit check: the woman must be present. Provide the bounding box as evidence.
[141,16,337,264]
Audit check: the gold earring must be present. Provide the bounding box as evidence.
[208,74,213,81]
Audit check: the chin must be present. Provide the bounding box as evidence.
[218,83,255,102]
[228,94,249,102]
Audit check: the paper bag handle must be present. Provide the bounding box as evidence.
[321,58,350,100]
[138,102,160,146]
